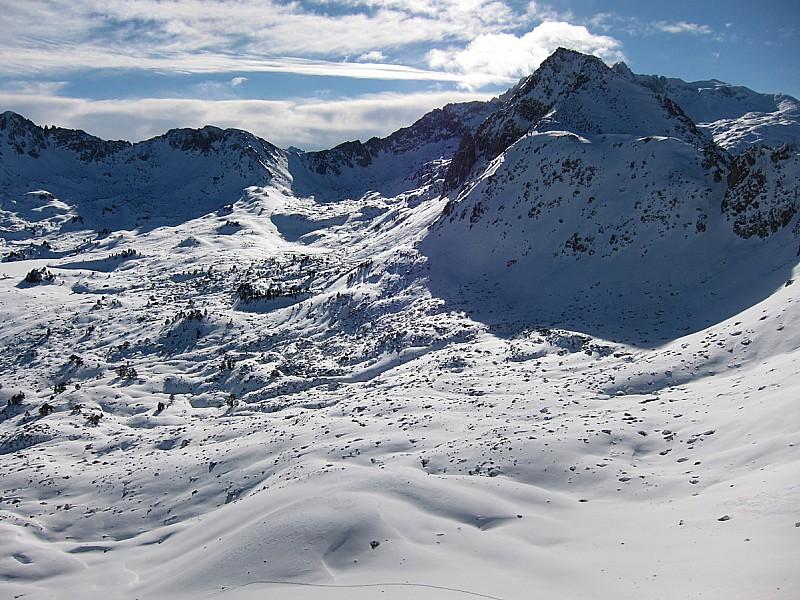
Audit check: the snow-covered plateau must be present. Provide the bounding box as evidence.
[1,48,798,599]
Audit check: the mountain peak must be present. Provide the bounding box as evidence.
[0,110,33,124]
[547,46,604,66]
[443,48,716,192]
[560,46,604,62]
[151,124,280,156]
[611,60,635,80]
[0,111,40,138]
[507,47,609,104]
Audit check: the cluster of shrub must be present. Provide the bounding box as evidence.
[23,267,55,284]
[165,308,206,325]
[116,364,138,379]
[236,281,306,304]
[3,241,52,263]
[110,248,138,260]
[6,393,101,424]
[346,259,373,285]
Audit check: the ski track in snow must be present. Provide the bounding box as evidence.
[198,579,508,600]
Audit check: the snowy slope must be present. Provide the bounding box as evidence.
[424,130,799,343]
[1,48,799,600]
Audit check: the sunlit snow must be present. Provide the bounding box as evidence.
[1,49,798,600]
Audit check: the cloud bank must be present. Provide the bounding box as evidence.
[0,90,495,150]
[0,0,625,89]
[427,21,625,89]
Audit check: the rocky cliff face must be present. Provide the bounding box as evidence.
[723,144,800,239]
[0,111,130,162]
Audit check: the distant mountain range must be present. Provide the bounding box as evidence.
[2,48,797,224]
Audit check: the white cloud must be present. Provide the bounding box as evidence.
[0,0,499,86]
[0,80,68,95]
[653,21,713,35]
[0,46,464,83]
[526,1,574,23]
[0,0,525,76]
[357,51,387,63]
[230,77,248,87]
[0,90,495,150]
[427,21,624,89]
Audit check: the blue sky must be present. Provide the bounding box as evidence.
[0,0,797,149]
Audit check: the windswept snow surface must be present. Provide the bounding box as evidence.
[1,49,799,600]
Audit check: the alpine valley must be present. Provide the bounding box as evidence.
[1,48,798,600]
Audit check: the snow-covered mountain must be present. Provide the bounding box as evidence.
[424,48,799,344]
[442,49,722,194]
[1,48,798,600]
[291,100,500,201]
[612,61,800,151]
[0,112,287,230]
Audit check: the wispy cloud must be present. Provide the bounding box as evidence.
[0,45,467,83]
[580,13,714,38]
[0,1,622,89]
[0,80,69,96]
[526,1,575,23]
[653,21,713,36]
[0,0,523,73]
[427,21,624,89]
